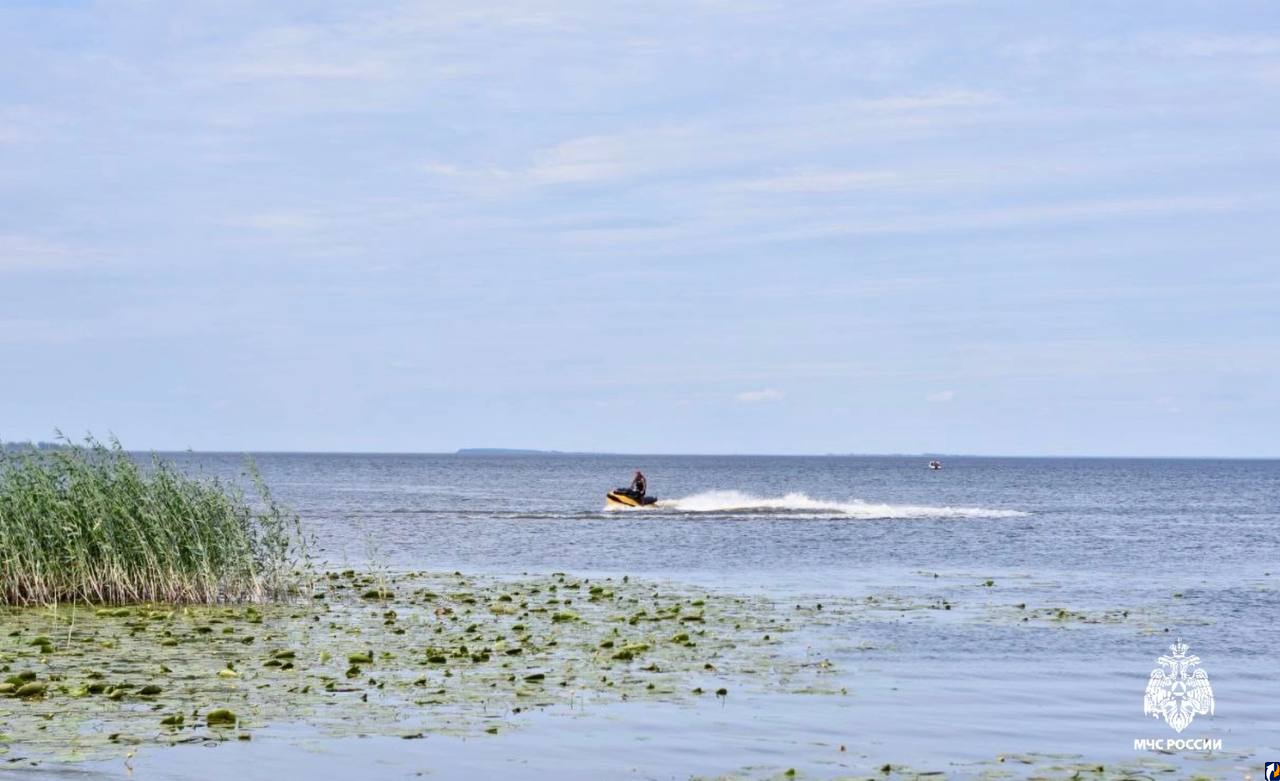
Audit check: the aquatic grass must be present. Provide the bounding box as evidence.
[0,436,309,606]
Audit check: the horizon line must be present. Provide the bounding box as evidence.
[4,440,1277,460]
[27,448,1280,461]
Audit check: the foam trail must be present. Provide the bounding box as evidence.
[651,490,1026,519]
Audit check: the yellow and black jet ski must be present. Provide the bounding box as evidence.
[606,488,658,508]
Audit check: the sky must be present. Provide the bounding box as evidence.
[1,0,1278,456]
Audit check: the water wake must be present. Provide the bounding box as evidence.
[647,490,1026,519]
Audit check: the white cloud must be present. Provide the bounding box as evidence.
[230,211,321,231]
[0,107,59,146]
[425,129,701,191]
[735,388,785,403]
[1154,396,1182,414]
[1002,33,1280,61]
[422,162,465,177]
[226,58,391,81]
[926,390,955,403]
[206,24,394,83]
[733,169,908,194]
[1100,33,1280,58]
[749,195,1253,244]
[416,89,1001,196]
[0,318,90,344]
[840,90,998,113]
[527,133,656,184]
[725,157,1090,197]
[0,234,94,271]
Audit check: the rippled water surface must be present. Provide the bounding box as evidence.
[27,453,1280,779]
[168,453,1278,580]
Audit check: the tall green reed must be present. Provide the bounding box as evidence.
[0,436,310,606]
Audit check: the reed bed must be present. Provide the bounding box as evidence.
[0,437,308,606]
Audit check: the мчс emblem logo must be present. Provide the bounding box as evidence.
[1143,639,1214,733]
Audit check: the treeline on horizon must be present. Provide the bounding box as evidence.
[2,440,70,452]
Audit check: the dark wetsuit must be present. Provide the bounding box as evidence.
[630,474,647,497]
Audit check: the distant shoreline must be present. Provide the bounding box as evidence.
[4,443,1275,460]
[455,447,582,456]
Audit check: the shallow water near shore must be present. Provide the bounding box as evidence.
[5,453,1278,778]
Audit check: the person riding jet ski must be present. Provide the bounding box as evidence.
[606,470,657,507]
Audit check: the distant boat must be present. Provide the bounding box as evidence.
[928,460,942,470]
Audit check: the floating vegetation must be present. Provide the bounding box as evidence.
[205,709,238,727]
[801,581,1173,633]
[0,570,836,762]
[696,752,1230,781]
[0,436,310,605]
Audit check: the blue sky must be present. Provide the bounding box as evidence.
[1,1,1277,456]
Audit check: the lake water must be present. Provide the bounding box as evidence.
[23,453,1280,779]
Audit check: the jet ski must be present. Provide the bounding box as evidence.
[606,488,658,508]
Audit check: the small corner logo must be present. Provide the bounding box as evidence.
[1265,762,1279,780]
[1143,639,1214,733]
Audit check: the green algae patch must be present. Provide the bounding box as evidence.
[206,708,238,727]
[0,570,829,763]
[15,682,47,698]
